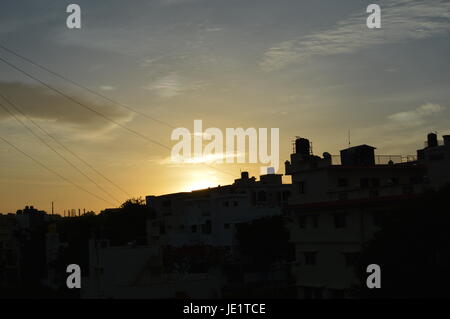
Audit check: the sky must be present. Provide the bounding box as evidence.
[0,0,449,213]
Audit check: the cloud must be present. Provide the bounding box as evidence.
[205,27,223,32]
[0,82,133,131]
[159,0,206,5]
[143,73,205,98]
[99,85,116,91]
[260,0,450,71]
[156,152,243,167]
[387,103,446,127]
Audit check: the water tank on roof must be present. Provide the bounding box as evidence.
[443,135,450,146]
[427,132,438,148]
[295,137,310,156]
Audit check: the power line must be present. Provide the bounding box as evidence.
[0,135,115,207]
[0,54,170,151]
[0,53,236,177]
[0,99,121,205]
[0,43,176,129]
[0,92,131,198]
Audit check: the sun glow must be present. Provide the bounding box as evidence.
[184,179,217,191]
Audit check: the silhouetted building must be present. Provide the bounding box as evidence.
[284,134,449,298]
[145,171,292,249]
[417,133,450,189]
[0,214,21,288]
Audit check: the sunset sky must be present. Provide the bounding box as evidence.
[1,0,449,213]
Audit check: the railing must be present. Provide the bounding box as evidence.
[424,140,444,148]
[331,155,417,165]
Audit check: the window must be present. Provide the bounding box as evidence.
[202,210,211,216]
[298,216,307,228]
[224,223,231,229]
[360,177,369,189]
[337,178,349,187]
[159,224,166,235]
[369,189,379,197]
[334,214,347,229]
[191,225,197,233]
[303,287,322,299]
[313,288,323,299]
[298,181,306,194]
[338,192,348,200]
[371,178,380,187]
[430,154,445,161]
[304,252,317,265]
[410,176,423,184]
[304,287,313,299]
[202,220,212,234]
[388,177,399,185]
[95,267,104,275]
[257,191,267,202]
[373,213,383,227]
[329,289,345,299]
[223,201,229,207]
[233,201,238,207]
[403,186,414,194]
[343,252,360,267]
[282,190,291,201]
[312,215,319,228]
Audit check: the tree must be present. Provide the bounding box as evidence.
[235,215,292,272]
[352,185,450,298]
[98,197,154,245]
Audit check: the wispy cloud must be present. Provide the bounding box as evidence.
[99,85,116,91]
[144,73,205,98]
[388,103,446,127]
[260,0,450,71]
[159,0,206,5]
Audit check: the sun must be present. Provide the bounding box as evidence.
[185,179,216,191]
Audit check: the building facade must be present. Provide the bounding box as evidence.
[284,133,449,298]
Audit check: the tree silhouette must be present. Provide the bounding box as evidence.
[352,185,450,298]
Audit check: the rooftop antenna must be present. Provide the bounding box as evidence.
[348,130,351,148]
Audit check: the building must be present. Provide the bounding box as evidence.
[81,239,223,298]
[145,171,292,249]
[417,133,450,189]
[0,214,21,289]
[284,134,449,298]
[81,171,293,298]
[82,133,450,299]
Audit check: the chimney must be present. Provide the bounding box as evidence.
[241,171,249,179]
